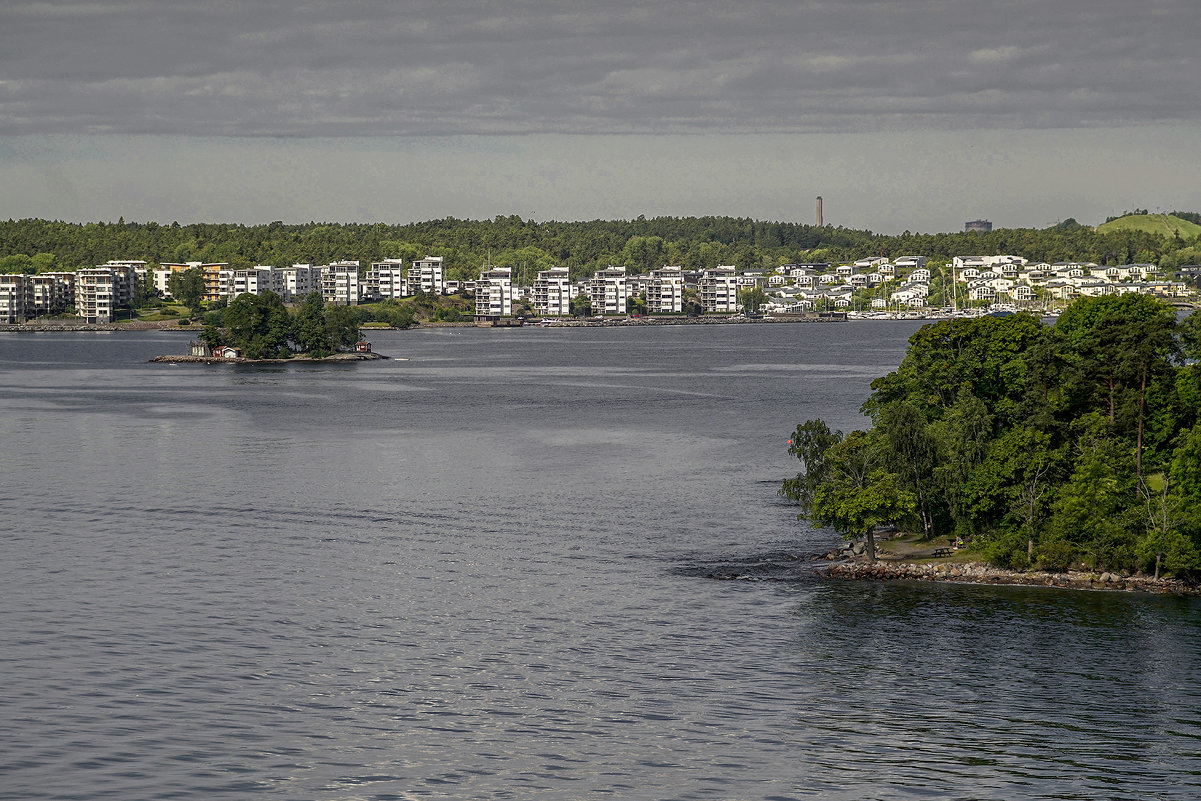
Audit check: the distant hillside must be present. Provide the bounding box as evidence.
[1097,213,1201,240]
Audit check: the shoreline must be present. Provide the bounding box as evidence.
[2,314,849,333]
[824,559,1200,595]
[150,352,387,364]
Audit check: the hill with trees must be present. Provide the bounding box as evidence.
[782,296,1201,579]
[2,213,1200,282]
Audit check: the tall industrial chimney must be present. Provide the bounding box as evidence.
[816,196,823,227]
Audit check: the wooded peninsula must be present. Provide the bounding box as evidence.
[783,295,1201,582]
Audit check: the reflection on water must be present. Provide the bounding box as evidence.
[1,324,1198,800]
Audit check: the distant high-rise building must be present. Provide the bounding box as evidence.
[816,196,823,227]
[965,219,992,233]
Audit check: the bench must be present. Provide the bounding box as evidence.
[931,547,953,558]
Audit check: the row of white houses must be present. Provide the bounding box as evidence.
[5,252,1193,324]
[765,255,1189,312]
[476,264,732,319]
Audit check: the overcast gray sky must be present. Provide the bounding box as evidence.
[2,0,1199,233]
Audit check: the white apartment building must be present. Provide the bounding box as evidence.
[103,260,148,289]
[533,267,572,316]
[588,266,629,316]
[365,259,408,301]
[28,273,74,317]
[321,261,361,306]
[277,264,319,301]
[627,273,653,298]
[409,256,445,295]
[699,265,739,313]
[474,266,513,320]
[952,255,1026,273]
[219,266,278,300]
[151,269,173,298]
[0,274,34,323]
[647,266,683,314]
[75,266,134,323]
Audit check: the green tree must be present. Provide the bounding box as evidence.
[621,236,665,273]
[199,324,224,350]
[738,286,769,314]
[1136,473,1197,579]
[878,398,942,539]
[780,419,844,516]
[1045,433,1137,570]
[167,267,205,317]
[292,292,331,355]
[31,252,57,273]
[0,254,34,274]
[224,291,291,358]
[808,431,917,563]
[571,293,593,317]
[326,304,362,349]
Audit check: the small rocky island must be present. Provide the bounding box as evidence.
[152,349,386,364]
[152,291,388,364]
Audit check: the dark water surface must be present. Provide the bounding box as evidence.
[1,323,1198,801]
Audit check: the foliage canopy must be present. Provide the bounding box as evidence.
[783,297,1201,577]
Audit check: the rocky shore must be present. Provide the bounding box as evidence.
[151,352,386,364]
[825,560,1200,595]
[1,320,190,332]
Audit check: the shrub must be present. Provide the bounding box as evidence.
[1036,539,1076,573]
[976,528,1029,571]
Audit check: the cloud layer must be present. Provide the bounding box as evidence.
[3,0,1199,136]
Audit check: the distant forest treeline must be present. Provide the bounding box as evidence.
[2,214,1200,282]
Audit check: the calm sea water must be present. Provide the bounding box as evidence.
[1,323,1198,801]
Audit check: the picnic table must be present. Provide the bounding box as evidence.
[931,539,958,558]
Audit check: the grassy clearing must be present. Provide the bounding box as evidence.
[1096,213,1201,239]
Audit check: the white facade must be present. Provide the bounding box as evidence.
[409,256,445,294]
[152,269,173,298]
[278,264,319,301]
[533,267,572,316]
[75,266,132,323]
[365,259,408,301]
[32,273,74,316]
[588,266,629,316]
[475,266,513,319]
[953,255,1026,272]
[699,266,739,313]
[0,274,34,323]
[219,266,278,300]
[321,261,361,306]
[647,266,683,314]
[102,260,148,289]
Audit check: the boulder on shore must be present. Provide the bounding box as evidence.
[824,561,1198,595]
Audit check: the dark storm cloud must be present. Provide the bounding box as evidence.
[1,0,1198,136]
